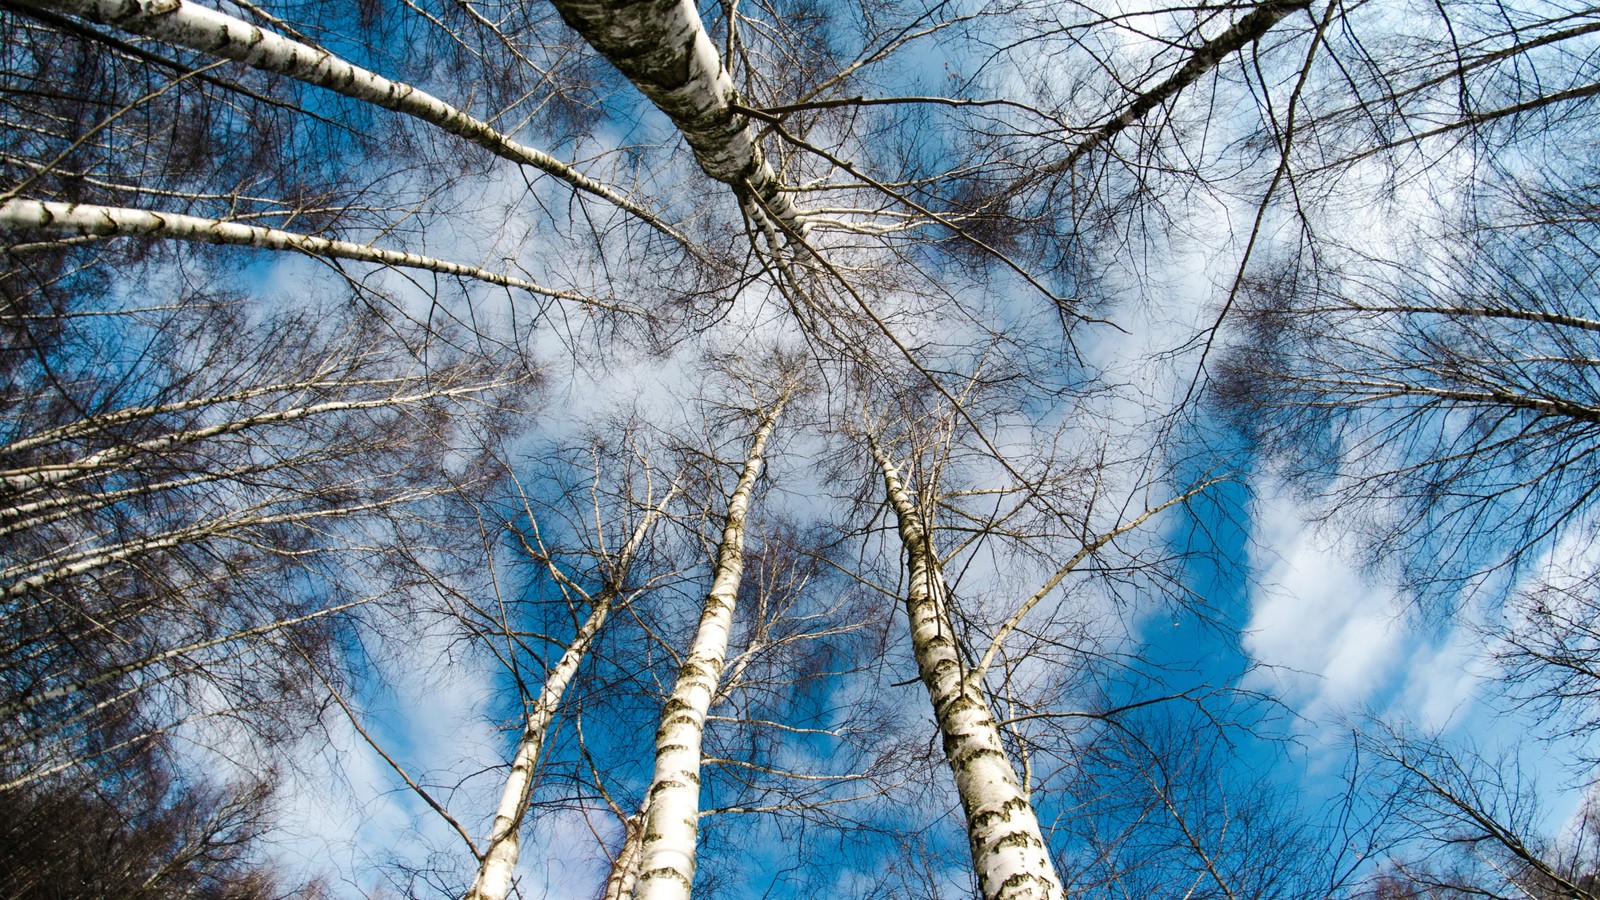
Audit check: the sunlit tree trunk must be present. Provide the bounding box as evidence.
[630,388,792,900]
[1,378,500,493]
[868,437,1065,900]
[0,199,606,307]
[12,0,682,239]
[544,0,807,234]
[465,487,679,900]
[602,802,649,900]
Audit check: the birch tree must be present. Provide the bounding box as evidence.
[621,379,794,900]
[0,288,527,800]
[843,362,1217,900]
[0,0,694,350]
[1343,725,1600,900]
[464,445,682,900]
[867,433,1069,900]
[437,370,898,900]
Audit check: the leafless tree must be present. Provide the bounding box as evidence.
[0,731,327,899]
[1348,725,1600,900]
[12,0,1592,895]
[0,278,532,895]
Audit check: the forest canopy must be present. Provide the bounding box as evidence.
[3,0,1600,898]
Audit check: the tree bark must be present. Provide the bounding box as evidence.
[11,0,684,240]
[868,438,1065,900]
[0,372,498,494]
[631,390,790,900]
[602,803,649,900]
[544,0,807,235]
[0,199,612,308]
[464,488,678,900]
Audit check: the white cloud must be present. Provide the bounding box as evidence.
[1241,481,1520,751]
[1243,486,1408,720]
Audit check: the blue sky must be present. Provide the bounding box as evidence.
[7,0,1600,897]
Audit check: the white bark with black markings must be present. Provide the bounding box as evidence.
[0,199,613,308]
[631,391,791,900]
[869,440,1065,900]
[12,0,682,239]
[544,0,807,234]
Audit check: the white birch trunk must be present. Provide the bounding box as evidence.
[544,0,808,235]
[1,462,290,537]
[868,440,1065,900]
[465,492,677,900]
[463,602,606,900]
[2,489,423,602]
[0,375,497,494]
[631,393,790,900]
[0,199,610,307]
[0,598,367,719]
[2,376,361,458]
[603,805,648,900]
[13,0,681,239]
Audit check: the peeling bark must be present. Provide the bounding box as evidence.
[545,0,807,234]
[631,391,791,900]
[868,439,1065,900]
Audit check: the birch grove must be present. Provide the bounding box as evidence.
[6,0,1600,895]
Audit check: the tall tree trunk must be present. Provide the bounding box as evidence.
[544,0,807,234]
[12,0,683,240]
[0,379,500,494]
[464,488,678,900]
[2,494,416,602]
[0,199,605,307]
[0,598,368,720]
[868,438,1065,900]
[631,390,791,900]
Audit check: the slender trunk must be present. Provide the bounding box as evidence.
[0,374,497,493]
[602,802,649,900]
[464,488,679,900]
[0,199,611,308]
[545,0,807,234]
[631,393,790,900]
[3,490,423,602]
[1,462,304,537]
[868,439,1064,900]
[463,602,608,900]
[1044,0,1309,176]
[1,375,376,458]
[0,597,368,719]
[12,0,683,241]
